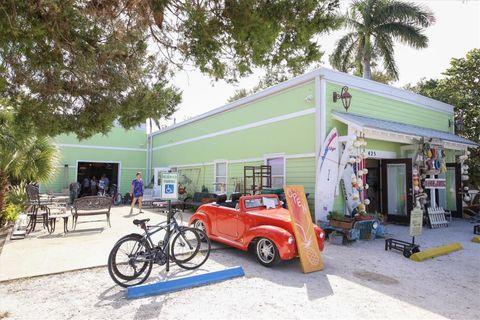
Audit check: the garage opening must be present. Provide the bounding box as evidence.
[77,162,119,196]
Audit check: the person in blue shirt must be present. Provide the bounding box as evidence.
[130,172,144,214]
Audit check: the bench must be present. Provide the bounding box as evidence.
[427,207,449,229]
[72,196,112,230]
[182,192,217,211]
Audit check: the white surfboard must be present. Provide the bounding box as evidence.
[342,163,360,214]
[315,128,339,222]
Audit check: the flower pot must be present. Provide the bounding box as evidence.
[328,217,354,229]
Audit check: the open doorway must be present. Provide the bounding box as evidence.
[77,161,119,196]
[365,159,381,214]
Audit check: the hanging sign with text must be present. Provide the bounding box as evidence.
[423,178,446,189]
[161,173,178,200]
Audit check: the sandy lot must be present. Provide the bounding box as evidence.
[1,220,479,320]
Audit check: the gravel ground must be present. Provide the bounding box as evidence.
[1,221,479,320]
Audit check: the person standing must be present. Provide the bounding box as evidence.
[69,181,80,204]
[81,177,90,197]
[130,172,144,214]
[90,176,98,196]
[101,174,110,193]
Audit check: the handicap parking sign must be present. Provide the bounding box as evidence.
[165,184,174,194]
[161,173,178,199]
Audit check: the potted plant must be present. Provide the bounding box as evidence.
[327,211,354,229]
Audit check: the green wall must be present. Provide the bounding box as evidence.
[153,82,315,148]
[326,82,453,133]
[42,127,147,194]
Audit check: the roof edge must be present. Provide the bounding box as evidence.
[151,68,455,137]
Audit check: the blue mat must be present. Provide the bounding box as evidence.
[126,266,245,299]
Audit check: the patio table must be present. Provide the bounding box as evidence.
[46,206,71,234]
[51,196,70,205]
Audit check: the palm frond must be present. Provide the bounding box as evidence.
[18,137,59,183]
[375,22,428,48]
[381,1,435,27]
[375,34,399,80]
[330,32,358,71]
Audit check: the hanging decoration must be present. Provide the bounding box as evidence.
[349,133,370,217]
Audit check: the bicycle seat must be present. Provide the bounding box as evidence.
[133,218,150,226]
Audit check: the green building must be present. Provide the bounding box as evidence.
[41,124,147,195]
[43,68,477,223]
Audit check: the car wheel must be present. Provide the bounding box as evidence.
[254,238,280,267]
[193,220,207,242]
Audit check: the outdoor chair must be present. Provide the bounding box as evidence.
[72,196,112,229]
[25,184,51,233]
[25,184,69,234]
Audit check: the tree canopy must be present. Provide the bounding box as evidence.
[0,0,340,138]
[330,0,434,80]
[406,49,480,186]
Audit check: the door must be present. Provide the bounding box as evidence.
[438,163,462,217]
[215,207,240,240]
[381,159,413,223]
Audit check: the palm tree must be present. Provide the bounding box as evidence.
[330,0,435,80]
[0,111,58,223]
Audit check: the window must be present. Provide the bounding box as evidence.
[266,157,285,189]
[214,162,227,193]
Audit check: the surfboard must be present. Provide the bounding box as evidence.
[315,128,339,222]
[342,163,360,214]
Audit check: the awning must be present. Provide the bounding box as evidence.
[332,111,478,150]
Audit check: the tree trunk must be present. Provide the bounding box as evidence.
[363,57,372,79]
[362,35,372,79]
[0,172,9,226]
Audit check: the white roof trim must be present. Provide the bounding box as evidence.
[151,68,454,137]
[331,112,477,149]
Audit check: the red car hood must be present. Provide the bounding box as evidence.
[245,208,293,231]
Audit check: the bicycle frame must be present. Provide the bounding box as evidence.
[131,213,194,263]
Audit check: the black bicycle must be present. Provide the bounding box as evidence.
[107,210,211,287]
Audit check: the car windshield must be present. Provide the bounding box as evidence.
[244,197,279,209]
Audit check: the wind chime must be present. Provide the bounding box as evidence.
[459,150,471,203]
[348,133,370,216]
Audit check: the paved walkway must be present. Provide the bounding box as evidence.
[0,205,221,281]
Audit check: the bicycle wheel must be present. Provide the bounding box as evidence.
[171,227,211,270]
[108,234,153,287]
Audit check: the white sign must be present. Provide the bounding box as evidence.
[410,208,423,237]
[161,173,178,200]
[364,149,397,159]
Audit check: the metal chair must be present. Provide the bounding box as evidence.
[25,184,50,233]
[25,185,68,234]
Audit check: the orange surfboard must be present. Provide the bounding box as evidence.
[284,185,324,273]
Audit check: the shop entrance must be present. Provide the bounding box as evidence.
[77,161,119,196]
[381,159,413,223]
[438,163,463,217]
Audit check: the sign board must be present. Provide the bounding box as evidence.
[284,185,324,273]
[409,207,423,237]
[160,173,178,200]
[364,149,397,159]
[424,178,446,189]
